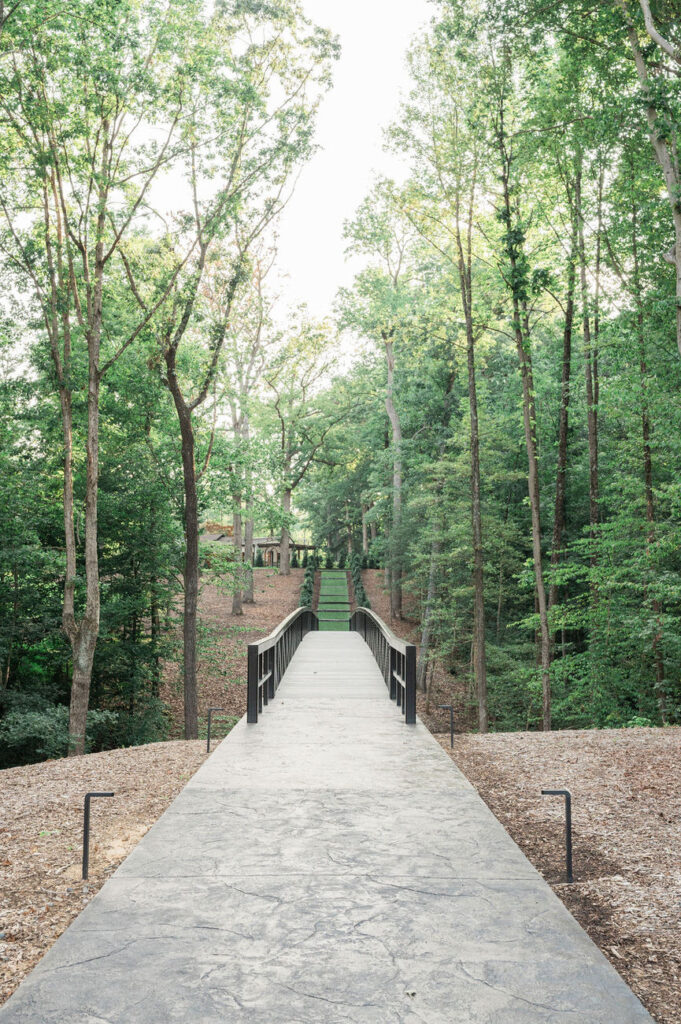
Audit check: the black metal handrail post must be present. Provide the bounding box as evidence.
[247,608,318,724]
[350,608,416,725]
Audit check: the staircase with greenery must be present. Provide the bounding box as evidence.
[315,570,351,632]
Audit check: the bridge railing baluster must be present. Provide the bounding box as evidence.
[247,607,319,723]
[349,608,416,726]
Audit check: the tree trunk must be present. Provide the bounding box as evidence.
[619,9,681,357]
[575,168,600,555]
[517,331,552,732]
[453,149,488,732]
[241,413,255,603]
[243,517,255,603]
[464,294,488,734]
[417,537,440,692]
[361,506,369,555]
[166,354,200,740]
[280,488,292,575]
[549,213,577,613]
[150,587,161,698]
[384,336,403,618]
[66,319,102,755]
[498,137,552,730]
[639,315,666,721]
[345,500,353,557]
[232,503,243,616]
[632,207,666,721]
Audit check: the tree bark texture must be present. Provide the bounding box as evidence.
[549,211,577,613]
[498,128,552,731]
[232,503,243,616]
[575,168,600,553]
[280,487,292,575]
[165,352,200,740]
[384,336,403,619]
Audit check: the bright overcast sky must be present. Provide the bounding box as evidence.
[274,0,434,320]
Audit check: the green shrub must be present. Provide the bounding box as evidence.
[254,547,264,567]
[348,552,370,609]
[291,551,300,568]
[325,552,334,569]
[0,704,121,768]
[302,551,309,568]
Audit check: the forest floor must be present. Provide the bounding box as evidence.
[160,566,303,737]
[363,568,681,1024]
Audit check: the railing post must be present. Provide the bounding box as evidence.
[404,644,416,724]
[389,647,397,700]
[247,644,259,723]
[269,645,276,699]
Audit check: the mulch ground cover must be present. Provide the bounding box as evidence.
[362,568,681,1023]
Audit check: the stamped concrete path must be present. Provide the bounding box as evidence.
[1,632,653,1023]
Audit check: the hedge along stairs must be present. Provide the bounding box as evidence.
[315,570,351,631]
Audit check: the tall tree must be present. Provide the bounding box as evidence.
[263,318,339,575]
[342,184,421,618]
[388,34,490,729]
[0,0,203,753]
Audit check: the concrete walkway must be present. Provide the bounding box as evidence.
[1,632,652,1023]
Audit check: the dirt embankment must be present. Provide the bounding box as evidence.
[361,568,477,731]
[161,567,303,734]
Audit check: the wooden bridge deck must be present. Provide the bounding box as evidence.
[0,632,652,1023]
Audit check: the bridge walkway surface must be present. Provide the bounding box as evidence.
[0,632,652,1023]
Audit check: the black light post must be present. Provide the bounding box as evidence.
[206,707,225,753]
[82,792,114,880]
[541,789,573,883]
[438,704,454,748]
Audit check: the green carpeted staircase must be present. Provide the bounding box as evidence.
[316,570,351,631]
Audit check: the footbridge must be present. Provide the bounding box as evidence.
[0,600,652,1022]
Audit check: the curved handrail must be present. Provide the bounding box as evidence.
[350,606,411,654]
[247,607,318,723]
[250,606,316,652]
[350,607,416,724]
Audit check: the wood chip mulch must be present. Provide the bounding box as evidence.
[437,729,681,1024]
[3,569,678,1023]
[0,740,208,1006]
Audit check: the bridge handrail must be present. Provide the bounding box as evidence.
[350,607,416,724]
[247,607,318,723]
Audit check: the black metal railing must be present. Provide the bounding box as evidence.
[350,608,416,724]
[247,608,318,723]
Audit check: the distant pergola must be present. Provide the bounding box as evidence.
[200,529,314,568]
